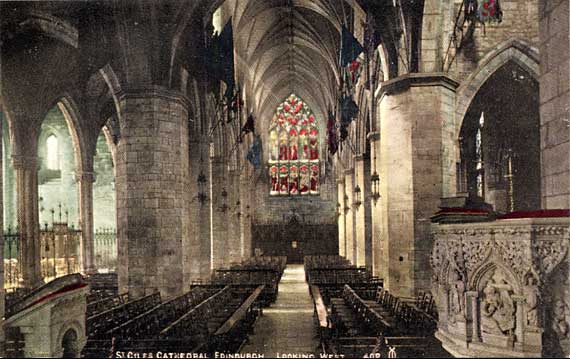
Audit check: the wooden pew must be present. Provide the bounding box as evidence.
[159,286,231,340]
[211,285,265,353]
[87,293,128,317]
[86,292,161,338]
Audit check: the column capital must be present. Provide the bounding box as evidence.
[354,154,364,162]
[12,155,38,171]
[367,131,380,142]
[75,171,96,183]
[376,72,460,99]
[117,86,191,110]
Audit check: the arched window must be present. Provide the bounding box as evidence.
[475,112,485,198]
[46,135,59,170]
[269,94,319,196]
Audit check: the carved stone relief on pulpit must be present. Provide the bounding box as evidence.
[449,269,466,324]
[478,268,516,340]
[431,219,570,357]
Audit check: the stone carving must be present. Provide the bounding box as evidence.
[431,218,569,357]
[480,268,515,337]
[533,240,569,279]
[449,269,466,323]
[523,273,540,328]
[463,238,492,273]
[496,239,531,279]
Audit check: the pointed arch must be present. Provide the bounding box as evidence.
[53,95,89,174]
[455,39,540,141]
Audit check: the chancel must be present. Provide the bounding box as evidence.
[0,0,568,358]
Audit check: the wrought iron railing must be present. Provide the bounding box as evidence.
[40,222,81,282]
[94,227,117,272]
[3,222,82,289]
[4,227,20,289]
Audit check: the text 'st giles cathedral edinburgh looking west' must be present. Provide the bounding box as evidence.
[0,0,569,357]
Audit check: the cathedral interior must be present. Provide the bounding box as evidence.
[0,0,569,357]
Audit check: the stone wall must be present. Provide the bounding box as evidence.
[451,0,540,79]
[539,0,570,209]
[93,132,116,230]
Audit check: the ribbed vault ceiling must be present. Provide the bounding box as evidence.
[217,0,364,129]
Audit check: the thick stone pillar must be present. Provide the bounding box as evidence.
[369,132,385,278]
[209,157,228,270]
[0,121,4,358]
[198,142,212,279]
[185,139,204,289]
[116,89,190,299]
[13,155,42,288]
[539,0,570,209]
[76,171,96,275]
[378,74,457,297]
[239,171,252,259]
[344,170,355,264]
[353,155,373,270]
[337,179,346,257]
[226,169,241,265]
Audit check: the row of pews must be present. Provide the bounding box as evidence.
[305,255,448,358]
[208,256,286,305]
[82,256,286,358]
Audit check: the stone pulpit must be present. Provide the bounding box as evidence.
[431,211,570,357]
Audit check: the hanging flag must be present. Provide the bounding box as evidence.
[345,59,363,90]
[465,0,478,20]
[246,135,262,169]
[241,113,255,135]
[209,19,235,101]
[474,0,503,23]
[339,125,349,142]
[229,89,243,113]
[340,26,364,67]
[327,109,338,155]
[340,95,359,125]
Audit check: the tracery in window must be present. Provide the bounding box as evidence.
[269,94,319,196]
[475,112,485,198]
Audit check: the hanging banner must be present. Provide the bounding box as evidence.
[476,0,503,23]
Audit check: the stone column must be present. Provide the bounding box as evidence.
[0,121,4,358]
[13,155,42,289]
[198,142,212,279]
[513,296,525,350]
[76,171,96,275]
[378,74,458,297]
[116,89,190,299]
[539,0,570,209]
[226,169,241,265]
[369,132,384,278]
[185,139,203,289]
[466,291,480,343]
[239,171,252,259]
[337,179,346,257]
[209,157,228,270]
[354,155,367,268]
[344,170,355,264]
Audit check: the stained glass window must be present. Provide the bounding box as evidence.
[269,94,319,196]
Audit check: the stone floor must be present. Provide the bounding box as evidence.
[240,264,320,357]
